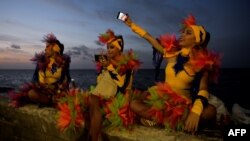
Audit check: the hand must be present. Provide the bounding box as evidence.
[58,83,63,90]
[184,112,200,134]
[124,14,132,27]
[99,56,109,68]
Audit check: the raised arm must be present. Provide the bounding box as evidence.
[123,15,164,54]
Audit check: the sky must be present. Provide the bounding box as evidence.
[0,0,250,69]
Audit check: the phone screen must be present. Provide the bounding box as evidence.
[117,12,127,21]
[95,54,107,62]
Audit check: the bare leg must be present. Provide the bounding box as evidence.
[27,89,50,104]
[89,95,102,141]
[130,100,151,120]
[199,104,217,129]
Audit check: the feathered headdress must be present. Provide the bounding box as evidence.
[182,15,196,26]
[182,15,206,45]
[42,33,58,44]
[98,29,116,44]
[98,29,124,51]
[42,33,64,54]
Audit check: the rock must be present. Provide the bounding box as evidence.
[0,93,223,141]
[232,103,250,125]
[208,94,229,122]
[104,125,223,141]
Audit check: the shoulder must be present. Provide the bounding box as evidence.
[189,49,221,82]
[163,46,182,58]
[123,50,141,71]
[163,51,180,58]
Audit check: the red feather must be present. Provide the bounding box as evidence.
[159,34,178,52]
[189,50,221,83]
[98,29,116,44]
[42,33,58,44]
[182,15,196,26]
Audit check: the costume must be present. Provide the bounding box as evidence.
[9,34,71,107]
[56,30,141,134]
[95,50,140,130]
[93,30,141,129]
[129,15,220,130]
[91,68,118,99]
[8,52,71,107]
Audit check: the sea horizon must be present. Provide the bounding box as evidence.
[1,68,250,110]
[0,67,249,70]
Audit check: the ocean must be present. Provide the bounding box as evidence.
[0,68,249,110]
[0,69,163,90]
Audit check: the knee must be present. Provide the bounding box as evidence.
[28,89,39,101]
[89,95,100,107]
[130,100,139,111]
[130,100,149,113]
[201,104,217,120]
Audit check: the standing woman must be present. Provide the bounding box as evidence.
[122,14,220,133]
[9,33,71,107]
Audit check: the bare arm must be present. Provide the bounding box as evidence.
[198,71,209,91]
[185,71,209,133]
[123,15,164,54]
[143,33,164,54]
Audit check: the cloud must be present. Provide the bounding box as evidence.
[0,48,34,69]
[0,34,22,42]
[65,45,104,60]
[42,0,86,15]
[66,47,82,56]
[52,19,87,27]
[64,43,158,69]
[11,44,21,49]
[1,0,249,69]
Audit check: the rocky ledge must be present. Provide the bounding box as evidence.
[0,91,223,141]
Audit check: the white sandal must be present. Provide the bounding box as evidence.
[140,118,157,127]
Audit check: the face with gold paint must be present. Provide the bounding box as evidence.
[45,43,59,57]
[178,26,197,48]
[107,42,121,59]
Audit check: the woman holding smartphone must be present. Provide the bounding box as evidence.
[121,14,221,133]
[88,29,140,141]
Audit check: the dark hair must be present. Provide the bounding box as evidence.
[56,40,64,55]
[200,31,210,48]
[116,35,124,52]
[42,33,64,55]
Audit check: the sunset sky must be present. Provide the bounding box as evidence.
[0,0,250,69]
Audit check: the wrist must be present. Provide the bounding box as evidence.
[191,99,203,116]
[197,90,209,99]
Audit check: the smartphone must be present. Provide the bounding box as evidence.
[117,12,127,21]
[94,54,108,62]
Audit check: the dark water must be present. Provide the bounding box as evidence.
[0,69,161,90]
[0,68,249,110]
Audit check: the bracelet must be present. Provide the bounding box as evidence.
[195,95,208,107]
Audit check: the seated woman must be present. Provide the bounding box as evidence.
[9,33,71,107]
[88,29,140,141]
[122,14,221,133]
